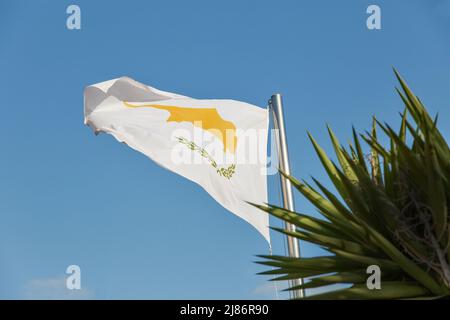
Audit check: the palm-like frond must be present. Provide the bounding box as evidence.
[255,70,450,299]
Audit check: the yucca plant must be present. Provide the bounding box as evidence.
[254,70,450,299]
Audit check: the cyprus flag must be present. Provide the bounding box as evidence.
[84,77,269,242]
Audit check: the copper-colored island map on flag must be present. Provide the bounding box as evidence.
[123,102,238,154]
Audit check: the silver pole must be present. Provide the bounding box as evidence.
[269,94,304,299]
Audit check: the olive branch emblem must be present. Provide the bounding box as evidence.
[176,136,236,179]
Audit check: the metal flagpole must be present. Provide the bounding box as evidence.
[269,94,304,299]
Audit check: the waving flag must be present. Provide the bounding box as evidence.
[84,77,270,242]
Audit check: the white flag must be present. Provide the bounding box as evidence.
[84,77,269,242]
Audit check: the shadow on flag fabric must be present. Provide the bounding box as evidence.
[84,77,270,243]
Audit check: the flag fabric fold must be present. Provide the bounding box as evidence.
[84,77,270,242]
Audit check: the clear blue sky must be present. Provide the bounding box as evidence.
[1,0,449,299]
